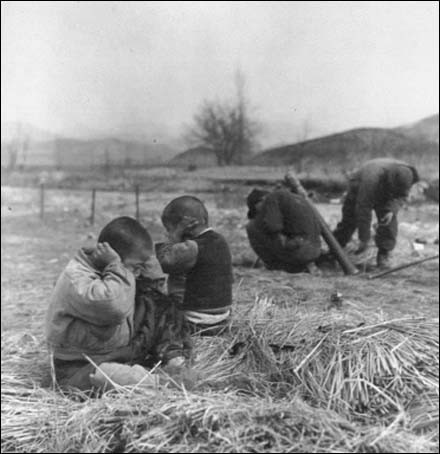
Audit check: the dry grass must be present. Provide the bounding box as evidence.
[1,185,438,453]
[2,301,439,453]
[230,301,439,421]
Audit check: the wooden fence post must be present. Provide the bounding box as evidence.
[39,183,45,219]
[90,188,96,225]
[135,185,140,221]
[284,171,358,276]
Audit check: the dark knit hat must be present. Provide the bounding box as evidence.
[391,166,419,197]
[246,189,269,219]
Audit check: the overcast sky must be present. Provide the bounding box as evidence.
[2,1,439,146]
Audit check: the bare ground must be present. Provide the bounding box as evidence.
[1,185,438,335]
[1,184,439,453]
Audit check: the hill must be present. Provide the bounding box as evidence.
[250,127,439,176]
[50,137,176,167]
[168,146,217,168]
[396,114,439,144]
[1,122,57,143]
[1,123,178,169]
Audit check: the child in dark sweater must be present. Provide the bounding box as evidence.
[156,196,233,335]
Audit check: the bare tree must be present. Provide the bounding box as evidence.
[7,123,21,171]
[20,136,29,168]
[6,124,29,171]
[296,119,311,143]
[124,142,132,167]
[105,147,111,173]
[55,138,63,169]
[187,70,260,166]
[295,119,311,174]
[7,141,19,171]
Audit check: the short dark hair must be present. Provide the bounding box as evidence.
[161,196,209,227]
[410,167,419,185]
[98,217,153,261]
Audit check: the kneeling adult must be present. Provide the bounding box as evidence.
[246,188,321,273]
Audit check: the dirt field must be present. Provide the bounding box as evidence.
[2,185,438,332]
[1,184,439,452]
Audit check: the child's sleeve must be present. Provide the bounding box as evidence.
[68,260,134,325]
[156,240,199,274]
[167,273,186,305]
[154,304,193,363]
[134,288,193,364]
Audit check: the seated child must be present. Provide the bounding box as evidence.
[156,196,233,335]
[45,216,191,392]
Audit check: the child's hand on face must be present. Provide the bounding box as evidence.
[169,217,199,242]
[91,242,121,269]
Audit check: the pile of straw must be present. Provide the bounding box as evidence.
[1,300,438,453]
[1,376,437,453]
[229,300,439,423]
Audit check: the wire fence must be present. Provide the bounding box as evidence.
[1,185,145,225]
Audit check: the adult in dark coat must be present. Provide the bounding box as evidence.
[332,158,419,268]
[246,188,321,273]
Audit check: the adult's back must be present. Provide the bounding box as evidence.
[354,158,418,203]
[333,158,419,268]
[255,189,321,243]
[246,189,321,273]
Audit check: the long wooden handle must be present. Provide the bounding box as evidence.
[284,172,358,276]
[368,254,439,279]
